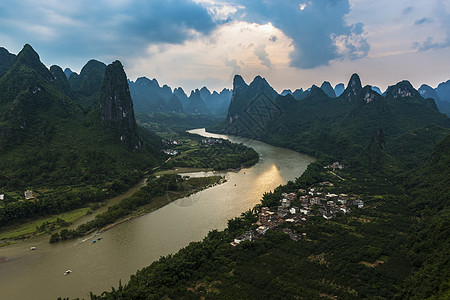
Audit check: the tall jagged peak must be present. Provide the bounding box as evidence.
[15,44,52,80]
[320,81,336,98]
[341,73,362,101]
[232,75,248,93]
[385,80,420,99]
[100,60,141,149]
[249,75,268,88]
[348,73,362,89]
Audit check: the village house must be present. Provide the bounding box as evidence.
[325,193,338,199]
[162,149,179,156]
[258,207,274,225]
[256,225,269,235]
[282,192,297,201]
[230,230,254,247]
[310,197,321,205]
[0,194,4,201]
[290,206,300,214]
[326,161,344,170]
[340,205,350,213]
[299,195,309,205]
[24,190,33,199]
[280,198,291,208]
[300,207,311,215]
[353,200,364,208]
[277,207,289,218]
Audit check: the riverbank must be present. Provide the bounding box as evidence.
[0,129,314,300]
[0,178,148,246]
[49,175,225,243]
[96,175,226,234]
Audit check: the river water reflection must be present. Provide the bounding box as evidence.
[0,129,314,299]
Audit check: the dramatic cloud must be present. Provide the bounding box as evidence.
[1,0,449,93]
[231,0,370,69]
[0,0,216,65]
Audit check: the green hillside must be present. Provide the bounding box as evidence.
[0,45,162,226]
[213,74,450,169]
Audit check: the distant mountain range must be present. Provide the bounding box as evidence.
[211,73,450,170]
[419,81,450,116]
[128,77,232,116]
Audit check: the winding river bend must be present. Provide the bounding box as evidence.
[0,129,314,300]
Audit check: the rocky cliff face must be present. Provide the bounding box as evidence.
[341,73,363,101]
[100,60,141,149]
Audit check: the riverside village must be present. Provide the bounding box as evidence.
[230,162,364,247]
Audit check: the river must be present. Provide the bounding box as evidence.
[0,129,314,299]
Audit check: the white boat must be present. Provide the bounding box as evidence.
[30,247,36,250]
[64,270,72,275]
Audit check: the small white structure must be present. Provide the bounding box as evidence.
[354,200,364,208]
[256,225,269,235]
[290,206,300,214]
[0,194,4,200]
[24,190,33,199]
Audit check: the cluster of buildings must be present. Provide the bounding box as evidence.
[230,183,365,247]
[161,139,182,145]
[0,190,34,203]
[162,149,179,156]
[200,138,223,145]
[325,161,345,170]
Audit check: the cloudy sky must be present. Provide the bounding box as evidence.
[1,0,449,93]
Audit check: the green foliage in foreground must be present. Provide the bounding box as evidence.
[89,133,450,299]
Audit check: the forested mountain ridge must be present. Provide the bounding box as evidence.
[0,45,162,226]
[212,73,450,169]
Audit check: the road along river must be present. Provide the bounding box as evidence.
[0,128,314,299]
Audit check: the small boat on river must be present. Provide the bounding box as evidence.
[64,270,72,275]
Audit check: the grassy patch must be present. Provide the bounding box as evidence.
[0,207,90,240]
[154,167,213,176]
